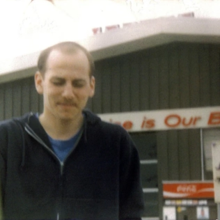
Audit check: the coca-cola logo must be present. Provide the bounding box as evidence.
[177,185,197,193]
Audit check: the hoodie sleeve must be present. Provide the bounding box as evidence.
[119,129,145,220]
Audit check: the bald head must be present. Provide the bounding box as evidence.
[37,42,95,77]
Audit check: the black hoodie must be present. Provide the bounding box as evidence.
[0,110,144,220]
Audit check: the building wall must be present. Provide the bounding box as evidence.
[88,42,220,113]
[1,42,220,218]
[2,42,220,118]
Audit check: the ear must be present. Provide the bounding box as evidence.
[35,71,44,94]
[89,76,95,97]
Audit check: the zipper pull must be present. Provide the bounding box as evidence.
[60,161,64,175]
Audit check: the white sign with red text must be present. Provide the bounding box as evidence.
[163,181,214,199]
[99,106,220,132]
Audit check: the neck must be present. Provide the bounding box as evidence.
[39,113,84,140]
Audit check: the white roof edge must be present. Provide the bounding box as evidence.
[1,17,220,83]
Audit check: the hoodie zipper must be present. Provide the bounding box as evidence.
[24,125,64,174]
[24,123,83,220]
[25,125,64,220]
[24,120,84,175]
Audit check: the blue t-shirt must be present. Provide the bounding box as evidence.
[48,129,82,162]
[34,113,83,162]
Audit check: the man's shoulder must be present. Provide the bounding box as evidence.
[99,118,127,134]
[84,109,128,136]
[0,113,33,130]
[0,118,16,130]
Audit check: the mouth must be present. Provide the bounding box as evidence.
[57,102,76,108]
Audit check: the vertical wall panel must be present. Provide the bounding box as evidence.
[157,131,169,180]
[178,130,190,180]
[167,130,179,180]
[12,80,22,117]
[210,45,220,106]
[120,56,131,112]
[199,45,211,106]
[111,58,121,113]
[21,79,31,115]
[102,61,112,113]
[30,79,40,113]
[149,48,160,110]
[179,45,190,107]
[168,44,180,108]
[189,44,200,107]
[140,50,150,110]
[159,46,169,109]
[4,83,13,120]
[130,53,140,111]
[188,129,201,179]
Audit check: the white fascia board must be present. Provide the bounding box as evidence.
[1,17,220,83]
[80,18,171,60]
[162,17,220,37]
[160,17,220,45]
[85,17,220,60]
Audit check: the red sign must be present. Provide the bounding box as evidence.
[163,182,214,199]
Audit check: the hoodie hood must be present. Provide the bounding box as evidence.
[12,109,102,168]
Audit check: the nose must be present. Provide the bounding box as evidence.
[62,83,74,99]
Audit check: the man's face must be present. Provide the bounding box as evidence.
[35,49,95,121]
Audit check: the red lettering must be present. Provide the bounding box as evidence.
[164,114,181,127]
[208,112,220,125]
[141,117,146,128]
[146,119,155,128]
[193,116,201,125]
[165,114,202,128]
[182,117,193,126]
[141,117,155,129]
[122,121,133,130]
[109,119,133,130]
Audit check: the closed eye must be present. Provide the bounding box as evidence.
[51,79,65,86]
[72,80,86,88]
[50,77,86,88]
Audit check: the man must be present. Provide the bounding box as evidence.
[0,42,144,220]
